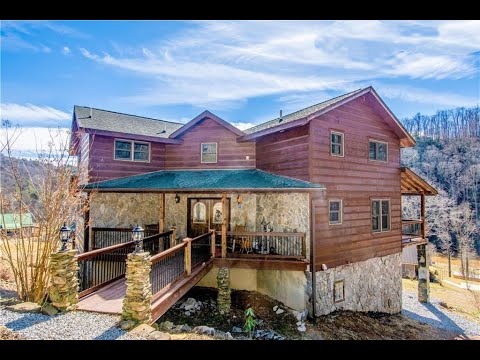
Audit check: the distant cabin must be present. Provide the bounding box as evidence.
[0,213,35,234]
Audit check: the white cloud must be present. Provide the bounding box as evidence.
[0,103,71,127]
[0,127,71,159]
[78,20,479,114]
[231,122,256,131]
[62,46,71,55]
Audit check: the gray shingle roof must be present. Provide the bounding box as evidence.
[74,106,184,138]
[243,88,366,135]
[84,169,324,191]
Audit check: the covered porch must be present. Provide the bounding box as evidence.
[400,167,438,248]
[83,169,324,271]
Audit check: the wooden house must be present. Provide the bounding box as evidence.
[70,86,436,320]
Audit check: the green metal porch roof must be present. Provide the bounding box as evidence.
[84,169,324,192]
[0,213,34,230]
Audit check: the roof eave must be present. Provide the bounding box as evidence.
[83,187,324,193]
[238,118,309,141]
[83,128,183,144]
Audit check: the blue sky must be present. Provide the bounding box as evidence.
[1,20,479,155]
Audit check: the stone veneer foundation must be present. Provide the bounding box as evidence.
[307,252,402,315]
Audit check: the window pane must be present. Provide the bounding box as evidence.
[378,143,387,161]
[369,142,376,159]
[330,211,339,223]
[331,144,339,155]
[115,149,131,160]
[134,151,148,161]
[382,200,390,230]
[331,133,337,143]
[330,201,340,211]
[115,141,131,150]
[372,216,379,231]
[202,143,217,163]
[372,201,380,216]
[134,143,148,152]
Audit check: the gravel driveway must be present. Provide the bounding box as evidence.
[402,290,480,337]
[0,308,135,340]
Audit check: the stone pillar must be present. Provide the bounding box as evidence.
[417,244,430,303]
[217,267,231,314]
[49,249,79,311]
[122,252,152,324]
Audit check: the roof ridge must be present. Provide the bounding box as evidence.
[244,87,366,132]
[74,105,184,125]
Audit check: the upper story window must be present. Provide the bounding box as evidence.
[329,199,343,225]
[369,140,388,162]
[372,199,390,232]
[201,143,217,163]
[330,131,344,157]
[114,139,150,162]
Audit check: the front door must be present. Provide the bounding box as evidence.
[187,198,230,238]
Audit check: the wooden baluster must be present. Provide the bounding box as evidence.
[221,193,227,258]
[183,238,192,275]
[302,234,307,258]
[170,227,177,248]
[210,229,216,258]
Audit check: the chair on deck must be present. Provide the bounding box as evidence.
[234,224,253,254]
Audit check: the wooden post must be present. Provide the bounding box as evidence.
[210,229,216,258]
[221,192,227,258]
[183,237,192,275]
[170,226,176,248]
[420,193,426,239]
[301,233,307,259]
[159,193,165,233]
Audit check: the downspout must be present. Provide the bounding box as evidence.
[309,194,317,323]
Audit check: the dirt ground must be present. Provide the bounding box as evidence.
[403,279,480,324]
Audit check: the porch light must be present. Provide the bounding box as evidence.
[132,224,144,253]
[175,194,180,203]
[59,222,70,251]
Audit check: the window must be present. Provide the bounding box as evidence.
[369,140,388,161]
[334,280,345,302]
[329,200,342,225]
[114,139,150,162]
[330,131,344,157]
[372,199,390,232]
[201,143,217,163]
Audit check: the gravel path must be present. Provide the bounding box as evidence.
[0,308,136,340]
[402,290,480,337]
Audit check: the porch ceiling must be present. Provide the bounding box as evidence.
[83,169,325,193]
[401,167,438,196]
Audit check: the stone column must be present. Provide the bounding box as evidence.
[122,252,152,324]
[417,244,430,303]
[217,267,231,314]
[49,249,79,311]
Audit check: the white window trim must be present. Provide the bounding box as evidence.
[329,199,343,225]
[330,131,345,158]
[201,142,218,164]
[371,198,391,233]
[114,139,151,163]
[368,139,388,163]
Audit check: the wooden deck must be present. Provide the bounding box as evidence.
[402,235,427,248]
[77,259,214,322]
[77,277,126,314]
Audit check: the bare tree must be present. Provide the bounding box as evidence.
[450,202,477,280]
[0,121,89,303]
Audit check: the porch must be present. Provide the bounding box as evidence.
[400,167,438,248]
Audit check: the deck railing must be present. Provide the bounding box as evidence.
[77,229,174,296]
[402,219,423,239]
[91,227,159,249]
[77,241,134,297]
[216,231,306,259]
[150,230,214,299]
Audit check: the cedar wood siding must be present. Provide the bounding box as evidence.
[255,125,310,181]
[310,93,402,268]
[165,117,255,169]
[87,134,166,182]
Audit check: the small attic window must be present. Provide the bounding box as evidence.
[201,143,217,163]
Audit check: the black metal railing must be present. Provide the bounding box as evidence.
[92,227,158,249]
[77,241,134,295]
[143,230,173,256]
[191,232,213,269]
[150,243,186,295]
[216,231,306,258]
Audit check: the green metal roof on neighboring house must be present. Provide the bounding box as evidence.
[0,213,34,230]
[84,169,324,192]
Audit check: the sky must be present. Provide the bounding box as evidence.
[1,20,479,157]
